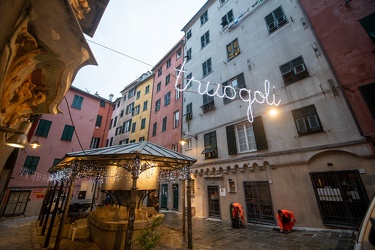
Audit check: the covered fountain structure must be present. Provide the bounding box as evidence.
[45,141,196,250]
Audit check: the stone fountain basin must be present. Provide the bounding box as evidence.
[88,205,164,250]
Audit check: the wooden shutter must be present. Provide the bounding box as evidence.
[226,125,238,155]
[253,116,268,151]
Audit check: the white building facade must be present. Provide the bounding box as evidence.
[180,0,375,229]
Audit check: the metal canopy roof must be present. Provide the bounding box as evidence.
[48,141,197,173]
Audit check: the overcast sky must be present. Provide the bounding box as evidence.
[72,0,207,100]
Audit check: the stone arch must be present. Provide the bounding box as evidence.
[307,150,361,172]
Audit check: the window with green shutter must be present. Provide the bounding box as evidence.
[35,119,52,137]
[61,125,74,141]
[71,95,84,109]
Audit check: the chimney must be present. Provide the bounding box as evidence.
[109,93,114,102]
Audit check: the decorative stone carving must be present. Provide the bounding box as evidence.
[70,0,91,20]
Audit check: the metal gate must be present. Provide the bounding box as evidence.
[244,181,275,225]
[207,186,221,219]
[310,170,369,229]
[3,190,31,216]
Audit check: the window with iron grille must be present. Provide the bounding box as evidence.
[201,31,210,49]
[202,58,212,77]
[71,95,84,110]
[22,156,40,174]
[280,56,309,85]
[61,125,74,141]
[162,117,167,132]
[200,10,208,26]
[227,38,240,61]
[35,119,52,137]
[202,131,218,159]
[265,6,288,34]
[292,105,323,136]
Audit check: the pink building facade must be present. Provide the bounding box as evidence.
[1,87,113,216]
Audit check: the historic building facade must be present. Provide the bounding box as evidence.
[180,0,375,229]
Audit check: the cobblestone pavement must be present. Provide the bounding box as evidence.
[0,212,356,250]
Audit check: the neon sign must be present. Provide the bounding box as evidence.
[174,61,281,123]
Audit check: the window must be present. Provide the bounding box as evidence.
[162,117,167,132]
[172,143,178,152]
[280,56,309,85]
[227,38,240,61]
[136,91,141,99]
[173,110,179,128]
[123,95,127,101]
[35,119,52,137]
[202,131,218,159]
[109,119,113,129]
[72,95,83,109]
[157,82,161,92]
[202,58,212,77]
[131,122,136,132]
[186,29,192,40]
[201,31,210,48]
[90,137,100,148]
[221,10,234,28]
[145,85,150,94]
[139,136,145,142]
[265,6,288,33]
[292,105,323,136]
[165,74,170,85]
[186,103,193,121]
[95,115,103,127]
[176,84,181,100]
[143,100,148,111]
[100,100,106,108]
[128,88,136,98]
[359,82,375,119]
[152,122,157,136]
[141,118,146,129]
[126,102,134,115]
[22,156,40,174]
[164,92,171,106]
[186,73,192,89]
[155,99,161,112]
[186,48,192,61]
[201,90,215,113]
[222,72,246,103]
[226,116,268,155]
[220,0,229,7]
[120,109,124,118]
[200,10,208,26]
[359,12,375,44]
[109,137,113,146]
[158,68,162,77]
[113,116,118,126]
[61,125,74,141]
[185,138,192,150]
[166,58,171,68]
[124,119,132,132]
[176,49,182,59]
[117,101,120,108]
[134,105,140,115]
[175,64,181,76]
